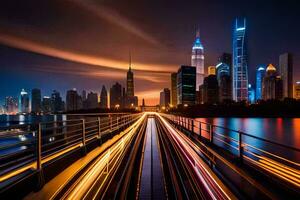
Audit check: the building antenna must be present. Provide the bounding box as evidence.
[129,51,132,70]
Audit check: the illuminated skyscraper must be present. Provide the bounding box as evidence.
[51,90,64,112]
[19,89,29,113]
[110,82,122,109]
[177,65,196,106]
[262,64,283,100]
[232,18,248,101]
[248,84,255,104]
[279,53,293,98]
[191,30,204,90]
[160,88,170,108]
[171,73,177,107]
[216,53,232,102]
[255,65,266,101]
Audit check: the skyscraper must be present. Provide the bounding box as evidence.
[82,90,87,101]
[232,18,248,102]
[66,89,80,111]
[127,55,134,97]
[262,64,283,100]
[31,88,41,113]
[160,88,170,108]
[203,75,219,104]
[19,89,29,113]
[177,65,196,106]
[255,65,266,101]
[216,53,232,102]
[42,96,52,113]
[87,92,98,109]
[171,73,177,107]
[110,82,122,109]
[51,90,64,112]
[191,30,204,90]
[100,85,108,109]
[279,53,293,98]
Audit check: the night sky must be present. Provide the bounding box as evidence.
[0,0,300,105]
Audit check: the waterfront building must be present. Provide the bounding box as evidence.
[100,85,108,109]
[232,18,248,102]
[110,82,122,109]
[191,30,205,90]
[262,64,283,100]
[19,89,29,113]
[248,84,255,104]
[203,75,219,104]
[208,66,216,75]
[279,53,293,98]
[160,88,171,108]
[256,65,266,101]
[177,65,196,106]
[31,88,41,113]
[5,96,18,114]
[51,90,64,112]
[42,96,52,113]
[87,92,98,109]
[294,82,300,100]
[171,73,177,107]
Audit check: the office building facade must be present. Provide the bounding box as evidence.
[177,66,196,106]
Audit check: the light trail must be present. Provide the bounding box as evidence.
[61,113,146,199]
[156,113,235,200]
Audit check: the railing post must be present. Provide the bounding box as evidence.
[117,116,119,129]
[36,123,45,189]
[238,131,243,164]
[82,119,86,155]
[210,124,213,143]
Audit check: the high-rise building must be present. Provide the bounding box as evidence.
[203,75,219,104]
[232,18,248,102]
[208,66,216,75]
[255,65,266,101]
[127,55,134,97]
[177,65,196,106]
[216,53,232,102]
[191,30,205,90]
[171,73,177,107]
[31,88,41,113]
[19,89,29,113]
[51,90,64,112]
[160,88,171,108]
[248,84,255,104]
[279,53,293,98]
[110,82,122,109]
[100,85,108,109]
[262,64,283,100]
[294,81,300,100]
[86,92,98,109]
[5,96,18,114]
[82,90,87,101]
[42,96,52,113]
[66,89,81,111]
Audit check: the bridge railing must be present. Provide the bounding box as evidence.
[161,114,300,188]
[0,113,142,184]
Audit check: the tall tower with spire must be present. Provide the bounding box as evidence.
[191,30,205,90]
[126,53,134,97]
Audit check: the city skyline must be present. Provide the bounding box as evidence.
[1,0,300,105]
